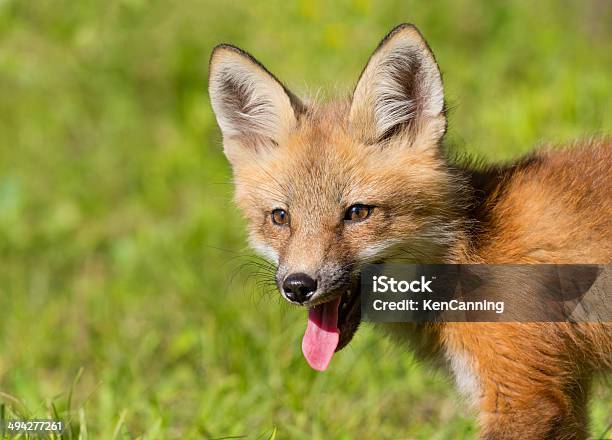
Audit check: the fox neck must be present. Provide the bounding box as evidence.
[444,154,542,265]
[404,156,519,266]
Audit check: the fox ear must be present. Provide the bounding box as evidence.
[349,24,445,145]
[208,45,305,157]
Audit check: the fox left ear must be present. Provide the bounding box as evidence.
[208,44,305,162]
[349,24,446,146]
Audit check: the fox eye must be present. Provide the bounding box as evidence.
[344,204,373,222]
[271,208,289,226]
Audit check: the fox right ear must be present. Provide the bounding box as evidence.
[349,24,446,146]
[208,45,305,161]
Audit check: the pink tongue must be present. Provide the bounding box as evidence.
[301,297,341,371]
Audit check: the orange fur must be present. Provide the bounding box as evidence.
[209,24,611,439]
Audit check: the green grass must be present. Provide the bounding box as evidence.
[0,0,610,438]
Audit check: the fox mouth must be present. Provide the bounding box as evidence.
[301,280,361,371]
[336,285,362,351]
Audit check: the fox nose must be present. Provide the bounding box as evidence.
[282,273,318,303]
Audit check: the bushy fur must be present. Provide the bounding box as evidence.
[209,23,611,439]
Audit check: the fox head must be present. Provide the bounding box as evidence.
[209,24,467,370]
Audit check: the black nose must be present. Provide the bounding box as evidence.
[282,273,317,303]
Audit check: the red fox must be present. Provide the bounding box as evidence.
[208,24,611,439]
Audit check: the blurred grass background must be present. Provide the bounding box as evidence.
[0,0,610,438]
